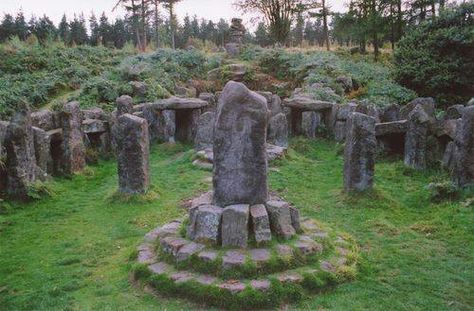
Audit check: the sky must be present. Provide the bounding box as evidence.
[1,0,349,31]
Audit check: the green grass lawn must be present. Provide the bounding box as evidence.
[0,139,472,310]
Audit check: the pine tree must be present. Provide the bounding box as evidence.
[89,13,100,46]
[58,14,70,44]
[14,11,29,40]
[0,14,16,42]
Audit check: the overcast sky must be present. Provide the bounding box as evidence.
[1,0,348,31]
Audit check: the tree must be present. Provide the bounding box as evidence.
[69,14,88,45]
[216,18,230,46]
[14,11,29,40]
[58,14,70,44]
[255,22,271,46]
[114,0,145,50]
[32,15,57,43]
[308,0,330,50]
[99,12,112,46]
[89,13,100,45]
[112,18,129,48]
[234,0,320,45]
[0,14,16,42]
[162,0,182,49]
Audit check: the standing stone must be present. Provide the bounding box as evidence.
[187,204,222,245]
[117,114,150,194]
[60,102,86,175]
[213,81,268,206]
[162,110,176,143]
[452,106,474,187]
[33,127,53,176]
[225,18,245,57]
[302,111,321,139]
[268,113,288,148]
[222,204,249,248]
[266,200,296,239]
[117,95,134,115]
[334,121,347,142]
[404,105,430,169]
[343,112,376,192]
[381,104,401,122]
[5,106,37,199]
[250,204,272,244]
[194,111,215,150]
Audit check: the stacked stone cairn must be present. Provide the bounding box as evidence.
[133,82,358,309]
[225,18,245,57]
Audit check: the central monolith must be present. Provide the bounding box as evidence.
[213,81,268,206]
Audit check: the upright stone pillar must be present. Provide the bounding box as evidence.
[5,106,37,199]
[213,81,268,206]
[404,104,430,169]
[452,106,474,187]
[117,114,150,194]
[343,112,376,192]
[33,126,53,176]
[61,102,86,175]
[194,111,215,150]
[268,112,288,148]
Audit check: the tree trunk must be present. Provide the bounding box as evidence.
[131,0,142,50]
[322,0,330,51]
[397,0,403,42]
[170,3,175,49]
[154,0,160,49]
[141,0,147,51]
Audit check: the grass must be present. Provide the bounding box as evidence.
[1,138,473,310]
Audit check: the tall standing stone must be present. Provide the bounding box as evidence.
[213,81,268,206]
[404,105,430,169]
[5,106,37,199]
[117,114,150,194]
[343,112,376,192]
[302,111,321,139]
[452,106,474,187]
[33,127,53,176]
[61,102,86,175]
[268,113,288,148]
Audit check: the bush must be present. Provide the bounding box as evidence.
[394,3,474,108]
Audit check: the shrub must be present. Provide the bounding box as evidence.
[394,3,474,108]
[426,181,460,203]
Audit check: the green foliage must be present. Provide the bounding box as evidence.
[0,41,130,118]
[426,181,460,203]
[26,181,55,200]
[394,3,474,107]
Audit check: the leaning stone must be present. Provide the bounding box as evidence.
[5,106,37,199]
[343,113,376,192]
[213,81,268,206]
[267,113,288,148]
[452,106,474,187]
[404,105,430,169]
[222,204,250,248]
[60,102,86,175]
[198,251,218,262]
[194,111,215,150]
[222,250,246,270]
[117,114,150,194]
[219,281,246,293]
[250,249,271,266]
[187,205,222,245]
[176,242,206,262]
[250,204,272,245]
[160,237,188,257]
[266,200,296,239]
[250,280,271,291]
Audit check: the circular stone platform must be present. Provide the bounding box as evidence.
[131,196,359,309]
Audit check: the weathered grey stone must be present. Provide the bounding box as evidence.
[187,204,222,245]
[31,109,57,131]
[82,119,107,134]
[189,191,213,210]
[129,81,147,97]
[277,273,303,284]
[442,141,456,170]
[289,206,301,233]
[267,113,288,148]
[276,244,294,258]
[198,250,218,262]
[250,204,272,244]
[404,105,430,169]
[116,95,134,115]
[60,102,86,175]
[194,112,215,150]
[336,75,353,93]
[196,275,217,285]
[222,204,249,248]
[199,92,217,106]
[170,271,194,283]
[250,279,271,291]
[5,107,37,199]
[268,94,283,117]
[250,248,271,266]
[33,127,52,176]
[400,97,435,120]
[82,108,106,120]
[302,111,321,139]
[222,250,246,269]
[175,86,197,98]
[446,105,465,120]
[137,243,155,264]
[375,120,408,136]
[337,103,358,121]
[284,95,334,111]
[148,262,172,275]
[295,236,323,255]
[343,112,376,192]
[381,104,401,122]
[468,98,474,106]
[160,237,188,256]
[154,97,208,110]
[176,242,205,262]
[452,106,474,187]
[266,144,287,161]
[334,121,347,142]
[117,114,150,194]
[266,200,296,239]
[219,280,246,293]
[213,81,268,206]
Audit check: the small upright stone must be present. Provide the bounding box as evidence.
[250,204,272,244]
[404,105,430,169]
[32,127,52,176]
[266,200,296,239]
[222,204,249,248]
[5,106,37,199]
[61,102,86,175]
[116,95,134,115]
[268,113,289,148]
[302,111,321,139]
[213,81,268,206]
[194,111,215,150]
[343,112,376,192]
[117,114,150,194]
[452,106,474,187]
[187,205,222,245]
